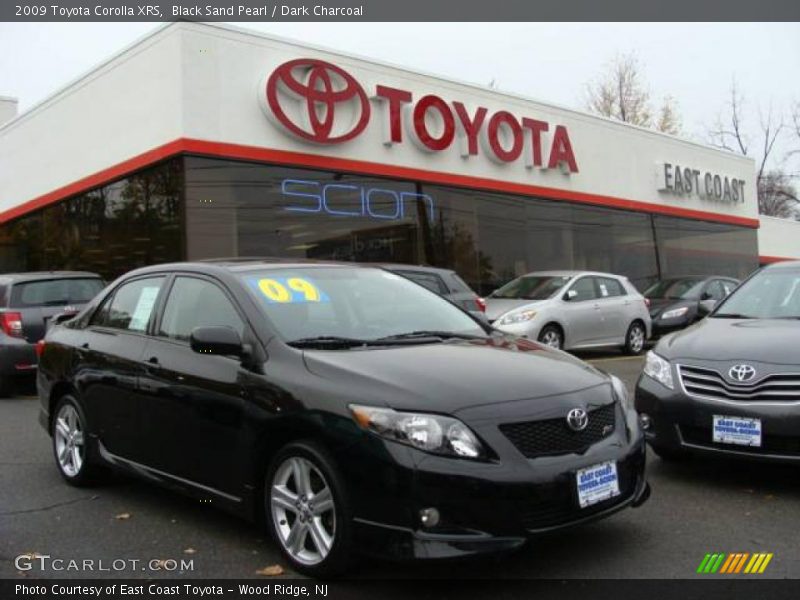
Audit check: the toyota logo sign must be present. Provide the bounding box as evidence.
[566,408,589,432]
[728,364,757,382]
[264,58,371,144]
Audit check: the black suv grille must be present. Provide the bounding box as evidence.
[499,403,616,458]
[678,365,800,402]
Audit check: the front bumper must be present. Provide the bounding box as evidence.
[636,374,800,463]
[347,412,649,560]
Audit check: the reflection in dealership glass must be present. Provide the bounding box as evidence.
[635,261,800,464]
[37,260,649,577]
[485,271,651,355]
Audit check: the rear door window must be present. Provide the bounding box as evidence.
[91,277,165,333]
[10,278,104,308]
[597,277,626,298]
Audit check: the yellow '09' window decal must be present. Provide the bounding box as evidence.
[248,276,330,304]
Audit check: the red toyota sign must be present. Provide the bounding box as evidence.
[263,59,579,173]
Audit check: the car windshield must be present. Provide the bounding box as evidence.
[489,275,571,300]
[239,267,487,346]
[644,278,704,300]
[10,278,104,308]
[713,269,800,319]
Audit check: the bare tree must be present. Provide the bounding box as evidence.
[758,171,799,218]
[586,53,681,135]
[708,81,795,217]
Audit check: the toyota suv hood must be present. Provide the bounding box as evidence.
[302,336,610,414]
[658,317,800,365]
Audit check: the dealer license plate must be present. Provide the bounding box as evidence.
[712,415,762,447]
[576,461,620,508]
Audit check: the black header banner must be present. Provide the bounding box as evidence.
[2,0,800,21]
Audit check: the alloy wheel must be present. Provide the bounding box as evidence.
[270,456,336,566]
[54,404,85,478]
[629,325,645,354]
[541,329,562,349]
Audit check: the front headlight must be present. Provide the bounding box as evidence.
[661,306,689,320]
[498,310,537,325]
[643,351,674,390]
[349,405,487,460]
[610,374,632,411]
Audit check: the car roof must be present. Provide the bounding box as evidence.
[518,270,626,279]
[0,271,102,283]
[765,260,800,271]
[363,263,455,275]
[114,258,378,278]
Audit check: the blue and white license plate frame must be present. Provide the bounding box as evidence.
[712,415,762,447]
[576,461,620,509]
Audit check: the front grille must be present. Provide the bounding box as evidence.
[499,403,616,458]
[681,425,800,456]
[678,365,800,402]
[520,458,636,530]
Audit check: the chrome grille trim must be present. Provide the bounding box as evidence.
[677,364,800,404]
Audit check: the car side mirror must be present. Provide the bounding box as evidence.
[701,291,713,300]
[563,289,577,301]
[698,299,717,315]
[190,326,244,357]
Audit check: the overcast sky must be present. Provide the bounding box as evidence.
[1,22,798,176]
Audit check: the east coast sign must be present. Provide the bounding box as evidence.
[260,58,579,174]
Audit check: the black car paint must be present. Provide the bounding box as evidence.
[636,262,800,463]
[38,261,649,560]
[646,277,739,336]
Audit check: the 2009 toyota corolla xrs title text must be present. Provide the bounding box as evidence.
[37,260,649,576]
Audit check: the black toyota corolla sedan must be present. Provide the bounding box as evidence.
[636,261,800,463]
[37,260,649,576]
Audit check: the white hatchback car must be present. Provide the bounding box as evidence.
[486,270,651,354]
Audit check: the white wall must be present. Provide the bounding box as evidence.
[0,22,756,228]
[0,26,183,214]
[758,216,800,260]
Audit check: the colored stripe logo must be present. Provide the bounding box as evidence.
[697,552,773,574]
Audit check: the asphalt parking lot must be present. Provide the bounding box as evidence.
[2,353,799,580]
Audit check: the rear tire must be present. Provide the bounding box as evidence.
[51,395,106,486]
[264,441,353,577]
[537,324,564,350]
[623,321,646,355]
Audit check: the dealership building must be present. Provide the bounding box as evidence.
[0,22,797,294]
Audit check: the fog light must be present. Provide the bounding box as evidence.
[419,507,440,528]
[639,413,652,431]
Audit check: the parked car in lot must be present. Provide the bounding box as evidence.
[38,259,649,576]
[636,261,800,463]
[0,271,104,396]
[367,263,486,315]
[486,270,651,354]
[644,276,739,336]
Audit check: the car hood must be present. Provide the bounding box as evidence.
[302,336,610,414]
[484,298,547,321]
[658,317,800,364]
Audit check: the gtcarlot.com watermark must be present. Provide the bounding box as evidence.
[15,553,194,573]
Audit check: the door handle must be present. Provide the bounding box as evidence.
[593,303,601,310]
[80,342,90,350]
[146,356,159,365]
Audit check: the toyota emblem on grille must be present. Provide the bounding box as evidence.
[728,364,757,382]
[566,408,589,432]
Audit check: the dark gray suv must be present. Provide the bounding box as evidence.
[0,271,104,396]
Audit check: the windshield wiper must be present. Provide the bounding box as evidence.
[288,336,374,349]
[377,330,484,341]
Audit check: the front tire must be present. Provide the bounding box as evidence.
[537,324,564,350]
[51,396,105,486]
[265,442,353,577]
[623,321,646,355]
